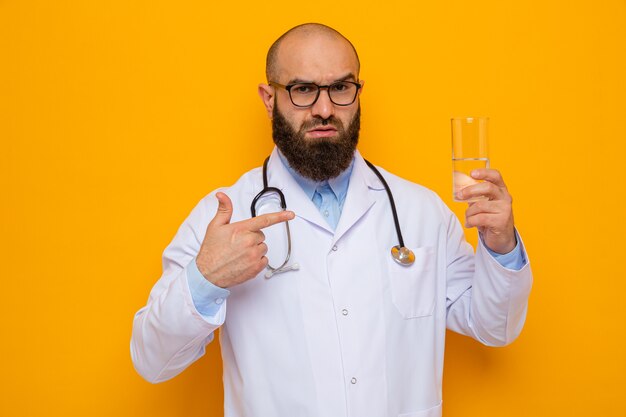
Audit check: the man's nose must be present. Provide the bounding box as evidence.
[310,88,335,120]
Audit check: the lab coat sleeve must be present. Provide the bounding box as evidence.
[131,193,226,383]
[443,206,533,346]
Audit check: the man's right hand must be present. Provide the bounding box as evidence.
[195,192,295,288]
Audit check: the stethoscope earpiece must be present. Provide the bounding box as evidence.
[391,245,415,266]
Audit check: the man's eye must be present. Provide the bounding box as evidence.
[293,84,315,94]
[331,82,349,92]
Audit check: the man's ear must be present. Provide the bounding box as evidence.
[258,84,275,119]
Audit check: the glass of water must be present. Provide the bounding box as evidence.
[451,117,489,202]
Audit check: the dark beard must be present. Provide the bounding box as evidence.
[272,103,360,181]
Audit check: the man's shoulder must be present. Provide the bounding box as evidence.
[204,165,263,197]
[367,163,442,202]
[363,161,453,222]
[186,165,264,223]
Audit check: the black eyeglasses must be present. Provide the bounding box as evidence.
[270,81,361,107]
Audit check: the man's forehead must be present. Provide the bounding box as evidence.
[274,33,359,81]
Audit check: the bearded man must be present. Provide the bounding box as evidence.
[131,23,532,417]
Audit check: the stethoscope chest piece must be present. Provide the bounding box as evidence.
[391,245,415,266]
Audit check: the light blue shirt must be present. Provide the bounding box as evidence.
[187,153,527,316]
[279,151,354,230]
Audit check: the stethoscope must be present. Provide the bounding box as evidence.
[251,156,415,278]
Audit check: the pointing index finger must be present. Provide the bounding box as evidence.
[246,210,295,231]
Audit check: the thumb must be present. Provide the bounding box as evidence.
[208,192,233,227]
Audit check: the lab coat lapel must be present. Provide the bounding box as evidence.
[332,151,381,245]
[266,148,333,233]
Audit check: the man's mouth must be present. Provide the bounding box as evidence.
[306,125,338,138]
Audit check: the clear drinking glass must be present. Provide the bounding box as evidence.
[451,117,489,202]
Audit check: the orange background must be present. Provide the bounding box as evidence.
[1,1,625,416]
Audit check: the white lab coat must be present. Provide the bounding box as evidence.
[131,147,532,417]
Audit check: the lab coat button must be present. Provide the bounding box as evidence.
[342,309,348,316]
[215,298,224,305]
[332,245,338,251]
[350,377,357,384]
[324,210,329,217]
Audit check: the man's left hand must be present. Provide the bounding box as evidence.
[456,169,516,254]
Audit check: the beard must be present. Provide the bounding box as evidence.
[272,102,360,181]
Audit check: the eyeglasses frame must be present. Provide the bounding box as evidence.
[269,80,362,108]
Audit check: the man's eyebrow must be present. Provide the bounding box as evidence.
[335,73,357,82]
[287,78,313,84]
[287,73,357,85]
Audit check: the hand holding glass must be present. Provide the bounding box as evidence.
[451,117,489,202]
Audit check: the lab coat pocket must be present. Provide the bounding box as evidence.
[388,246,436,319]
[398,401,442,417]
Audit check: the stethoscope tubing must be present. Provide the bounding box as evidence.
[250,155,414,273]
[363,159,406,250]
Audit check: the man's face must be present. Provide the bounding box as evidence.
[267,34,363,181]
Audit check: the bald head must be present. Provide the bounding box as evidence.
[265,23,360,82]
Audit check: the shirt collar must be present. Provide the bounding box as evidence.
[276,149,354,203]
